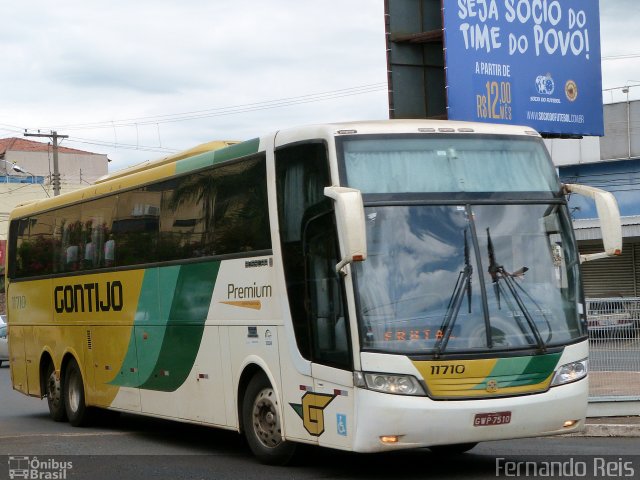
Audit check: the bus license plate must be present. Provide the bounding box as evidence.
[473,411,512,426]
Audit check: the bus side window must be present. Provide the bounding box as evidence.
[80,196,118,270]
[112,188,160,267]
[53,206,82,273]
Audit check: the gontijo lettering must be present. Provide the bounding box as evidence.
[54,281,123,313]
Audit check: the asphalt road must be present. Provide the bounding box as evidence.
[1,365,639,480]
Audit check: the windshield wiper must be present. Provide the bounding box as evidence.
[434,229,473,358]
[486,228,546,352]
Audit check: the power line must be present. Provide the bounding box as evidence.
[8,79,636,156]
[31,83,387,154]
[39,83,387,131]
[66,137,179,154]
[0,124,25,136]
[4,83,387,154]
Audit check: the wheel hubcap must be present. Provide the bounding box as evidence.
[252,388,282,448]
[67,371,80,413]
[47,371,61,409]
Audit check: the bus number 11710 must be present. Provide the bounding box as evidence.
[430,364,466,375]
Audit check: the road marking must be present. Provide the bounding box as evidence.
[0,431,134,439]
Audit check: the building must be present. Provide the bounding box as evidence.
[545,98,640,298]
[0,137,109,241]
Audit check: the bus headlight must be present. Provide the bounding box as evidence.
[551,359,588,387]
[354,372,426,396]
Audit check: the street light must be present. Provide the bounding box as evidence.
[0,160,50,197]
[11,163,30,176]
[620,82,640,159]
[10,163,37,184]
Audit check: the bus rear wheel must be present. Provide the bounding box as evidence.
[64,359,91,427]
[242,373,296,465]
[45,362,67,422]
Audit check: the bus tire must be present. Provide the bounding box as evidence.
[242,373,296,465]
[429,442,478,455]
[45,362,67,422]
[63,359,90,427]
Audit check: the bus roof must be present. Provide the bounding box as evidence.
[93,140,239,184]
[272,119,540,146]
[9,139,250,219]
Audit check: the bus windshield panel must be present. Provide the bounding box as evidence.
[339,135,581,355]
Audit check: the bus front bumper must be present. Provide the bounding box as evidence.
[351,378,587,453]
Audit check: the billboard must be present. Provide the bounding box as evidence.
[443,0,603,136]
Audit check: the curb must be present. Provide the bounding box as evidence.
[577,424,640,437]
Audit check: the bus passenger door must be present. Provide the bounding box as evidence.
[305,211,355,450]
[275,141,354,448]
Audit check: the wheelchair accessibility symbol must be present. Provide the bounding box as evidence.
[336,414,347,436]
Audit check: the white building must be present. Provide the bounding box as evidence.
[0,137,109,241]
[545,99,640,297]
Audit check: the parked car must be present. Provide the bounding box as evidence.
[586,299,635,337]
[0,323,8,366]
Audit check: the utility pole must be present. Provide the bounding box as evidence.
[24,130,68,196]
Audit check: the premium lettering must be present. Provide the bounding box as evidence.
[54,281,123,313]
[227,282,272,300]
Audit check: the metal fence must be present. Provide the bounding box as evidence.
[586,297,640,400]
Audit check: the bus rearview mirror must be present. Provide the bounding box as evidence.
[324,186,367,273]
[563,183,622,263]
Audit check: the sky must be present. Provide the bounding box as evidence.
[0,0,638,172]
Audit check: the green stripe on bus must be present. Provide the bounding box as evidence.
[110,266,181,387]
[111,261,219,391]
[472,352,561,390]
[135,267,181,384]
[175,138,260,174]
[139,261,220,391]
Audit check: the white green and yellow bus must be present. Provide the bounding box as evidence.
[5,120,621,464]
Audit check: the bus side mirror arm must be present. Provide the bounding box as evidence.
[562,183,622,263]
[324,186,368,274]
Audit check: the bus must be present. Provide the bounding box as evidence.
[5,120,621,464]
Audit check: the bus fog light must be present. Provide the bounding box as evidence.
[362,373,426,396]
[551,359,588,386]
[380,435,399,444]
[563,420,578,428]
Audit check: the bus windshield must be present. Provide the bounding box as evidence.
[354,203,582,354]
[341,135,560,193]
[339,136,582,355]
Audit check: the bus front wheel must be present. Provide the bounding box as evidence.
[242,373,296,465]
[45,362,67,422]
[64,359,91,427]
